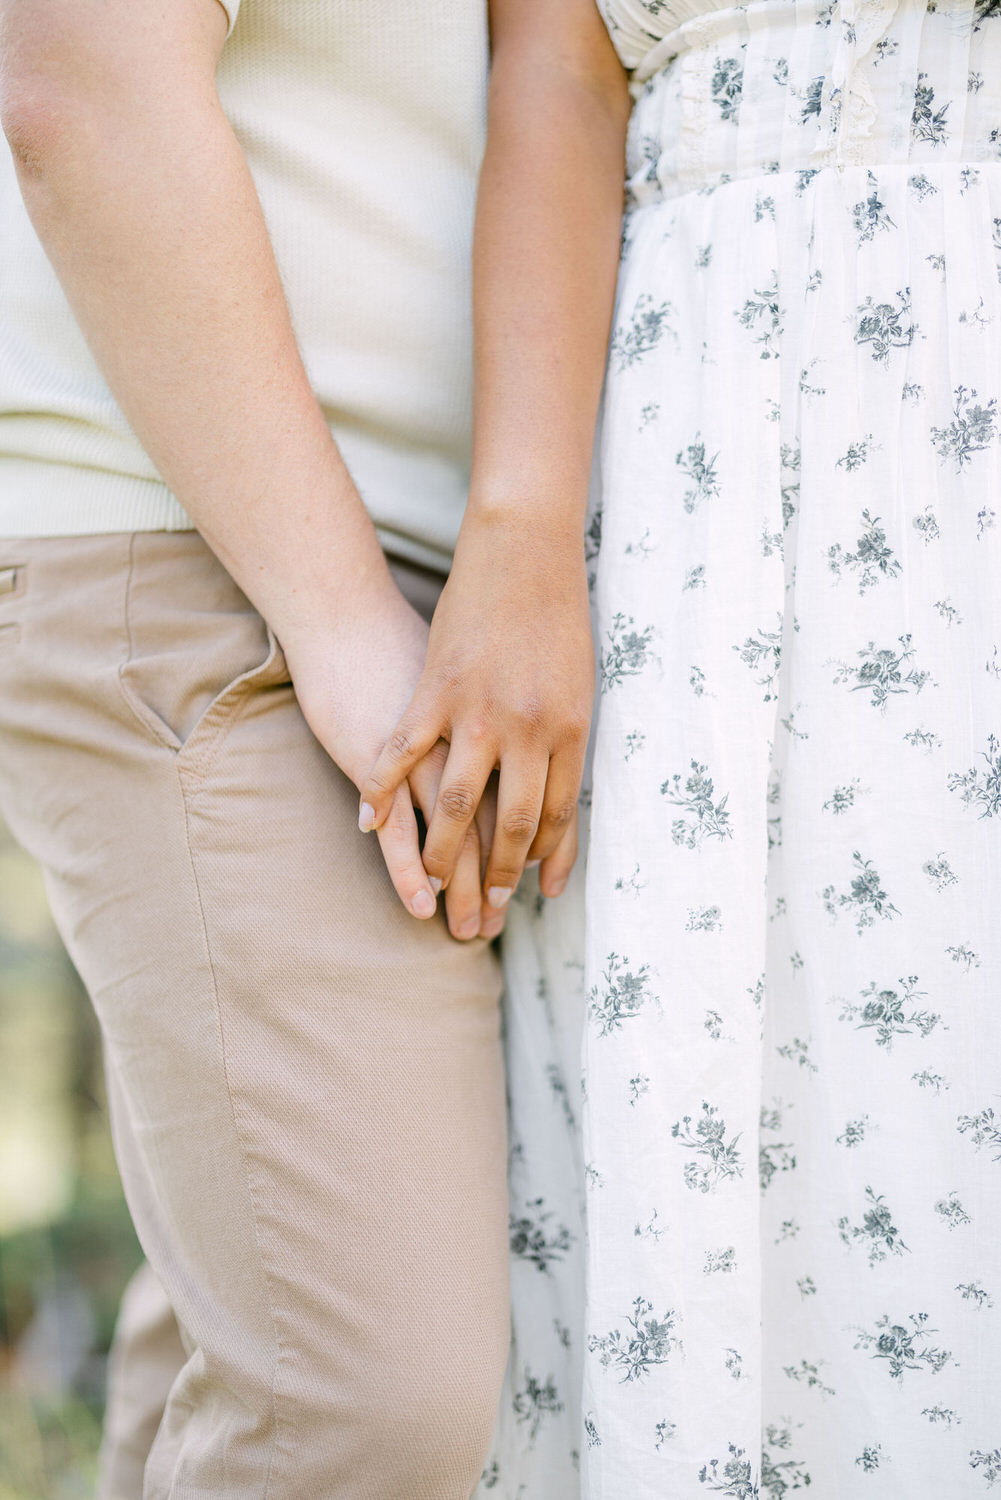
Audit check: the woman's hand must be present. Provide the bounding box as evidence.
[355,0,625,924]
[358,508,594,917]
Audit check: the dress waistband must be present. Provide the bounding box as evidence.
[624,0,1001,201]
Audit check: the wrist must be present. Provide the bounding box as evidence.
[268,552,405,657]
[461,485,589,548]
[206,493,399,650]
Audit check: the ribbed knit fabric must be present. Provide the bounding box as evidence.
[0,0,487,572]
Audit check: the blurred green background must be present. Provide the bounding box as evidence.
[0,820,141,1500]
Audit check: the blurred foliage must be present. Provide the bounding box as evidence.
[0,822,141,1499]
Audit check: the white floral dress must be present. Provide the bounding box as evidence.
[480,2,1001,1497]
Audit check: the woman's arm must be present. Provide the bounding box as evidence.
[0,0,489,935]
[360,0,629,929]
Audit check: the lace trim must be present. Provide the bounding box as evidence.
[812,0,901,167]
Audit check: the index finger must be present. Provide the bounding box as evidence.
[359,702,442,832]
[375,784,440,920]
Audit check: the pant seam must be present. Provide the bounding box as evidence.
[117,532,183,751]
[172,761,287,1499]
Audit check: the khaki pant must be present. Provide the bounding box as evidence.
[0,532,509,1499]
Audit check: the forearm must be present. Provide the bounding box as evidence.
[468,28,629,531]
[1,0,391,646]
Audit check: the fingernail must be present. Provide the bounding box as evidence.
[487,885,513,910]
[457,917,480,941]
[358,801,376,832]
[428,876,443,895]
[547,877,567,898]
[412,889,436,919]
[526,859,541,869]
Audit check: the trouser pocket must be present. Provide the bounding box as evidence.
[117,532,290,766]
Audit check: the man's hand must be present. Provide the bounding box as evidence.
[0,0,499,938]
[359,509,593,929]
[280,579,496,941]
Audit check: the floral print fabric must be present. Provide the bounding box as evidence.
[480,1,1001,1497]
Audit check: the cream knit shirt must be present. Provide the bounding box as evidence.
[0,0,487,572]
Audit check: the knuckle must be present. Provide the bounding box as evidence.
[387,726,418,761]
[542,798,577,833]
[501,807,539,843]
[426,740,449,773]
[386,800,414,836]
[564,711,591,744]
[465,715,493,747]
[437,781,478,823]
[488,865,521,889]
[513,696,546,736]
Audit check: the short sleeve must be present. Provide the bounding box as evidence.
[215,0,240,36]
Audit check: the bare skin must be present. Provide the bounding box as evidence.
[0,0,495,941]
[359,0,630,935]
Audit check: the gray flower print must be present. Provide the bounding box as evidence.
[913,1070,950,1094]
[611,294,675,369]
[935,1191,971,1230]
[677,435,721,512]
[760,1136,797,1191]
[909,171,938,201]
[800,76,823,122]
[930,386,999,468]
[600,613,655,688]
[853,1312,954,1380]
[903,725,942,751]
[699,1444,758,1497]
[687,904,723,932]
[969,1449,1001,1487]
[839,975,942,1050]
[822,852,899,932]
[956,1282,993,1309]
[837,1115,872,1147]
[780,442,800,526]
[823,778,864,814]
[838,1187,910,1265]
[512,1369,563,1440]
[588,953,656,1037]
[762,1424,811,1496]
[854,290,919,362]
[509,1198,574,1273]
[956,1107,1001,1162]
[948,733,1001,816]
[673,1101,744,1192]
[827,510,901,592]
[588,1297,682,1382]
[853,175,895,244]
[835,436,875,471]
[923,1405,962,1424]
[712,59,743,122]
[831,634,933,709]
[912,73,950,146]
[661,761,733,846]
[736,276,783,358]
[912,504,940,544]
[922,852,958,890]
[783,1359,834,1397]
[733,619,783,701]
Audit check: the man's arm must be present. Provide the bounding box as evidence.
[0,0,476,928]
[360,0,629,929]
